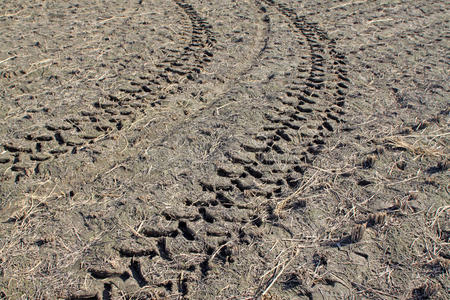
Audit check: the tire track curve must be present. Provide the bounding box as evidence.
[195,0,351,230]
[76,0,351,298]
[0,0,216,183]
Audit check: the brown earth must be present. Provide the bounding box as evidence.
[0,0,448,299]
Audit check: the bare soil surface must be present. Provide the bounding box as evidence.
[0,0,448,299]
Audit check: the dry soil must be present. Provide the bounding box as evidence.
[0,0,448,299]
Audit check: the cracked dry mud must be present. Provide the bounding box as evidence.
[0,0,448,299]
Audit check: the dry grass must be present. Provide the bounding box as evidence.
[384,135,448,159]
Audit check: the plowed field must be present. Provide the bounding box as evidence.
[0,0,448,299]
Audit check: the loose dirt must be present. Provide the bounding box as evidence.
[0,0,448,299]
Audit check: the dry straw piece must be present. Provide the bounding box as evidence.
[384,136,447,158]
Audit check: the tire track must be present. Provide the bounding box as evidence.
[75,2,277,298]
[0,0,216,183]
[192,0,351,282]
[78,0,351,297]
[179,0,351,289]
[199,0,350,218]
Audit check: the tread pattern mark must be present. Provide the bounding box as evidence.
[191,0,351,288]
[0,0,216,182]
[80,1,351,297]
[203,0,350,211]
